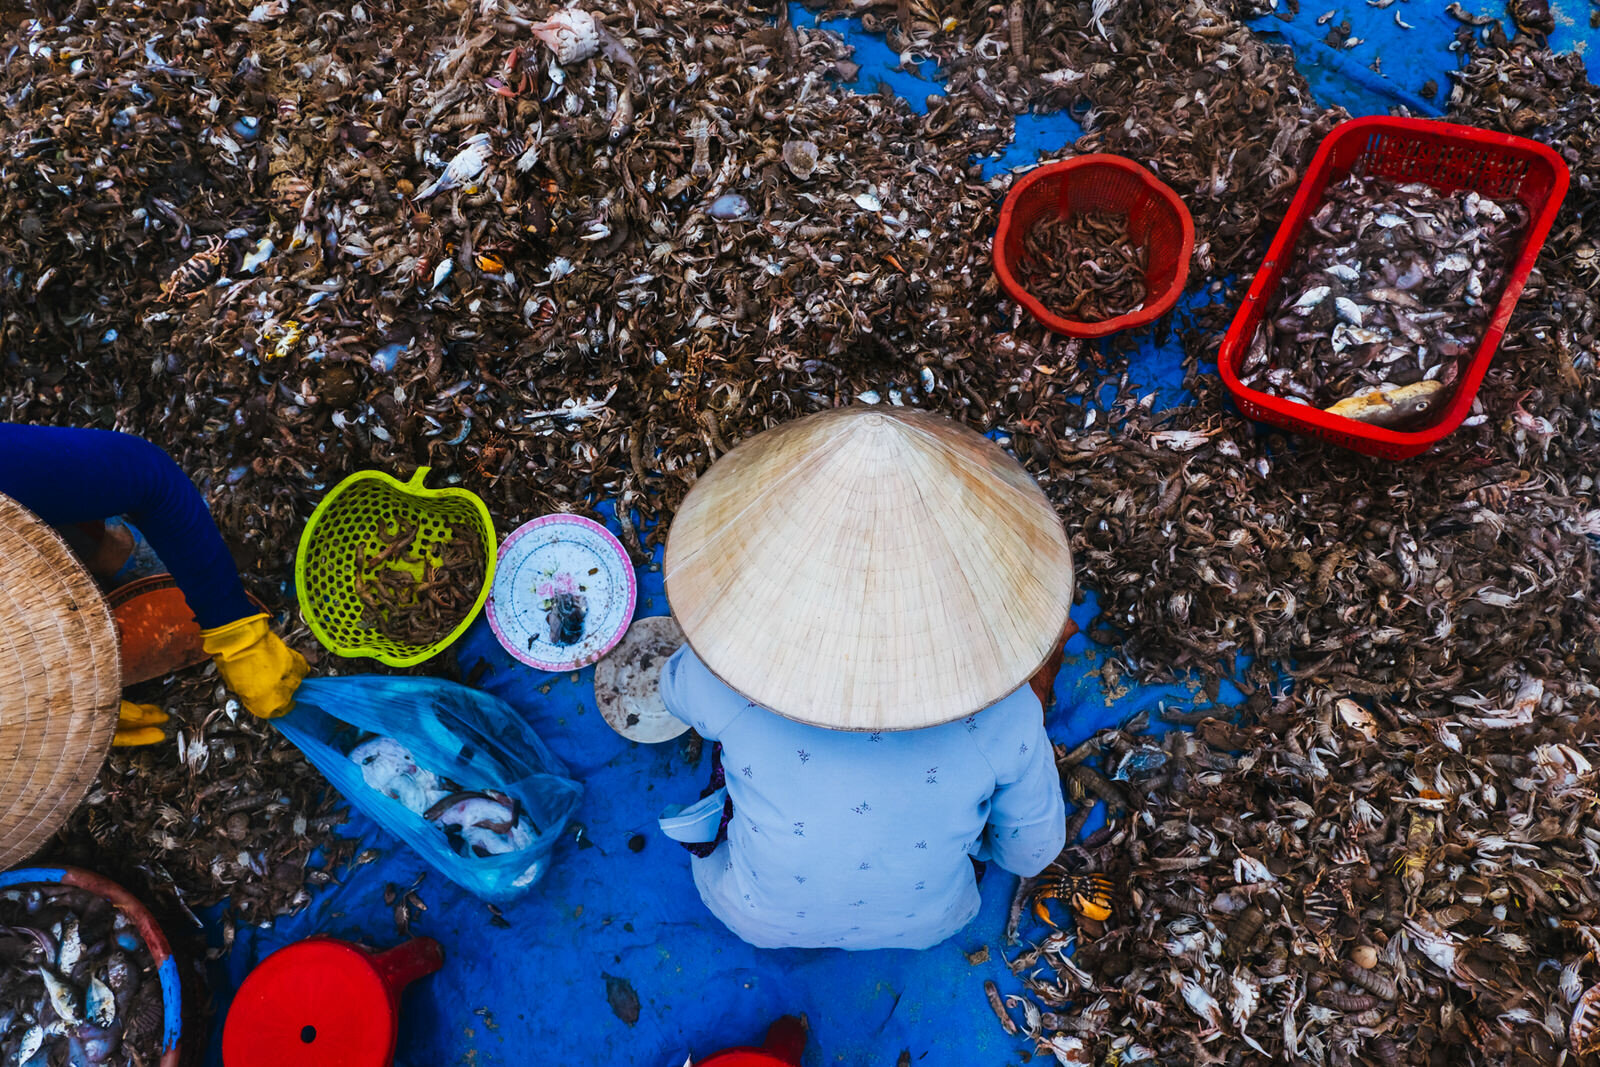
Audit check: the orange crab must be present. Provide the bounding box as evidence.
[1030,872,1114,926]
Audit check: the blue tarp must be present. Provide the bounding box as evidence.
[198,7,1595,1065]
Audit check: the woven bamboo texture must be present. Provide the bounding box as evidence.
[0,493,121,869]
[664,407,1074,731]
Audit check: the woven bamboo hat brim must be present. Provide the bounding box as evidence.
[664,406,1074,731]
[0,492,121,870]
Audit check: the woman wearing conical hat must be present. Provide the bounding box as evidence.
[1,422,308,870]
[660,406,1074,950]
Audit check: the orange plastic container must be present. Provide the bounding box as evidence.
[1217,116,1569,459]
[992,155,1195,338]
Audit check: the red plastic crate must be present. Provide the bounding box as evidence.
[1216,116,1569,459]
[993,155,1194,338]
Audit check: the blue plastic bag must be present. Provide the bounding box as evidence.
[275,675,582,903]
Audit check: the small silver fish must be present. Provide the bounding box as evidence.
[86,977,116,1028]
[57,916,81,974]
[39,967,83,1026]
[1324,380,1445,428]
[1334,297,1365,325]
[1331,323,1389,351]
[1393,310,1429,345]
[1364,286,1423,310]
[1291,285,1331,310]
[17,1024,45,1062]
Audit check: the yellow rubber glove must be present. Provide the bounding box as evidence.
[114,701,170,747]
[200,614,310,719]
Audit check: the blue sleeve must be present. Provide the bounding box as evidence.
[0,423,257,629]
[974,688,1066,877]
[659,644,752,741]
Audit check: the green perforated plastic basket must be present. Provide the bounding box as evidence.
[294,467,496,666]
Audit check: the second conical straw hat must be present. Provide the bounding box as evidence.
[0,492,122,869]
[664,406,1074,731]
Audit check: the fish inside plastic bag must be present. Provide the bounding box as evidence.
[275,675,583,902]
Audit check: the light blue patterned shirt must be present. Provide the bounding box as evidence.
[661,647,1065,950]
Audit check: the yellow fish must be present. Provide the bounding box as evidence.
[1323,379,1445,429]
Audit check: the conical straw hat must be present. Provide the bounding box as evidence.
[0,492,121,869]
[664,407,1074,731]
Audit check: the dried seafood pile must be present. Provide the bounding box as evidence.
[47,671,354,931]
[1238,173,1528,426]
[355,520,486,644]
[0,0,1598,1057]
[1003,684,1600,1067]
[1018,211,1147,322]
[0,0,1338,580]
[0,883,163,1066]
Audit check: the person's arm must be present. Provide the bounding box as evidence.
[659,643,752,741]
[0,423,306,717]
[0,423,255,628]
[976,691,1067,876]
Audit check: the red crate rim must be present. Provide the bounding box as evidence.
[992,154,1196,339]
[1216,116,1570,455]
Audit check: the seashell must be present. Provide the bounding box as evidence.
[1335,697,1377,741]
[531,8,600,64]
[239,237,275,274]
[1571,984,1600,1057]
[707,193,751,221]
[781,140,818,180]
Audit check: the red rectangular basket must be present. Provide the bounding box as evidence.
[1216,116,1569,460]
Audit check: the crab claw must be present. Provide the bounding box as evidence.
[1032,898,1061,928]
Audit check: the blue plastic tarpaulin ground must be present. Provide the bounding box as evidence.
[198,7,1596,1065]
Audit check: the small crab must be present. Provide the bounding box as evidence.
[159,236,228,301]
[1030,872,1115,926]
[1570,242,1600,285]
[1508,0,1554,35]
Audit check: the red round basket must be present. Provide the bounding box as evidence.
[992,155,1195,338]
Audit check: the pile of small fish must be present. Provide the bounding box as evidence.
[0,884,162,1067]
[1017,211,1148,323]
[354,519,486,645]
[350,735,538,858]
[1238,172,1528,428]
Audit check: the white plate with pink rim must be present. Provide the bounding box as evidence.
[486,514,637,671]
